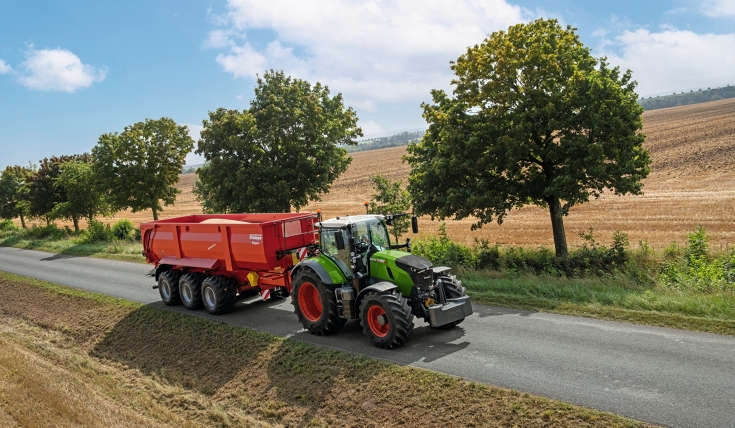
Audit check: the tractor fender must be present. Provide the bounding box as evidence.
[355,281,397,316]
[291,259,336,285]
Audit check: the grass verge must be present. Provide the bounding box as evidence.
[0,233,145,263]
[0,271,655,427]
[462,271,735,336]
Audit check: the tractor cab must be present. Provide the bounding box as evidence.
[318,215,409,287]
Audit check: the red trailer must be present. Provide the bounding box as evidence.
[141,213,319,314]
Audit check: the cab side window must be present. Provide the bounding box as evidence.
[321,229,339,255]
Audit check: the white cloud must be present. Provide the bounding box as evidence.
[700,0,735,17]
[210,0,530,106]
[0,59,11,74]
[358,120,384,136]
[18,48,106,92]
[600,29,735,96]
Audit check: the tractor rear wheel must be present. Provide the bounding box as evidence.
[292,270,345,335]
[434,275,467,329]
[359,291,414,349]
[158,270,181,306]
[201,276,237,315]
[179,273,204,310]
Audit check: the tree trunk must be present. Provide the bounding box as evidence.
[72,216,79,233]
[45,215,51,226]
[152,207,158,221]
[547,196,568,258]
[19,214,26,229]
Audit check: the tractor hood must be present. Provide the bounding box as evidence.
[369,251,436,296]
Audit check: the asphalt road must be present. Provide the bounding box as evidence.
[1,247,734,428]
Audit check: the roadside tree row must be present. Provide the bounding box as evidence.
[0,117,193,229]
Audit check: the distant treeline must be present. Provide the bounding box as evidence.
[639,85,734,111]
[345,130,425,153]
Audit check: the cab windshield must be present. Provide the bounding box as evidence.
[356,218,391,251]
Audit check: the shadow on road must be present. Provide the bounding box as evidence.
[40,252,81,261]
[474,305,536,318]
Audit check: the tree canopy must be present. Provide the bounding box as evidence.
[52,160,109,231]
[405,19,651,257]
[26,155,90,225]
[92,117,193,221]
[0,165,32,228]
[368,175,411,243]
[194,70,361,213]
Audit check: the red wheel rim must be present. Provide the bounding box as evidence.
[298,282,322,322]
[367,305,390,337]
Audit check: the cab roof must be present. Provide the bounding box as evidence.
[318,214,385,228]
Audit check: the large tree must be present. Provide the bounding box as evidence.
[406,19,651,258]
[194,70,362,213]
[26,155,91,225]
[92,118,193,221]
[0,165,32,228]
[52,161,109,231]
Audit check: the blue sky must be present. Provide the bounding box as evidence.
[1,0,733,169]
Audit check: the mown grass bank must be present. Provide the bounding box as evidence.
[0,271,653,427]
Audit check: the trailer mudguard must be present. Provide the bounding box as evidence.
[154,265,172,281]
[291,258,346,285]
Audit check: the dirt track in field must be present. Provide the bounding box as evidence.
[45,98,735,250]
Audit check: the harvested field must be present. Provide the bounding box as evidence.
[37,98,735,250]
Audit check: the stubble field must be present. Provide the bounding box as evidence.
[99,98,735,250]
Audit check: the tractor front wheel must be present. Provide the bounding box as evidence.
[292,271,345,335]
[359,291,414,349]
[434,275,467,329]
[158,270,181,306]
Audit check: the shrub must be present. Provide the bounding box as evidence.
[23,224,68,240]
[658,226,734,293]
[413,223,475,268]
[0,219,19,232]
[81,220,115,243]
[474,238,500,270]
[111,219,135,241]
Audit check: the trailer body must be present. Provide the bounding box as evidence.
[141,213,318,295]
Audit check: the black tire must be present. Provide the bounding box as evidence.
[179,272,204,310]
[201,276,237,315]
[291,270,345,335]
[158,269,181,305]
[359,291,414,349]
[434,275,467,329]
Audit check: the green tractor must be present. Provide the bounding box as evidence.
[290,214,473,349]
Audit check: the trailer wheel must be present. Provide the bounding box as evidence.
[359,291,414,349]
[179,273,204,310]
[158,270,181,305]
[201,276,237,315]
[434,275,467,329]
[292,271,345,335]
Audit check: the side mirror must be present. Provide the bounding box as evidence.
[335,231,345,250]
[411,215,419,234]
[406,238,412,253]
